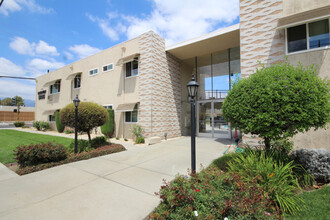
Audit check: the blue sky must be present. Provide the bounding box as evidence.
[0,0,239,103]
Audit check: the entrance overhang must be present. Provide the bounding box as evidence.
[166,24,240,60]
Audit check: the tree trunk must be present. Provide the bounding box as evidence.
[264,137,271,153]
[87,131,92,143]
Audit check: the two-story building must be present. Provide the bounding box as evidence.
[36,0,330,148]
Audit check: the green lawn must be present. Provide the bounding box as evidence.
[285,186,330,220]
[0,129,73,164]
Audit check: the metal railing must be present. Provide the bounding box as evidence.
[202,90,228,99]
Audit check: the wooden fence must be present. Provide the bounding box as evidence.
[0,111,35,122]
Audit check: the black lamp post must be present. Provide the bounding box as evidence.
[73,95,80,154]
[187,74,199,173]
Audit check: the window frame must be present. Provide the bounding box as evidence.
[89,68,99,76]
[102,63,114,73]
[125,59,139,78]
[103,104,113,110]
[286,18,330,55]
[124,105,138,123]
[73,74,81,89]
[48,114,55,122]
[49,80,61,94]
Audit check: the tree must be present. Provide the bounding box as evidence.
[60,102,108,142]
[1,97,12,106]
[55,110,65,133]
[101,109,115,137]
[12,96,24,121]
[223,61,330,150]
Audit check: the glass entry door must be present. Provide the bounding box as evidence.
[197,100,231,138]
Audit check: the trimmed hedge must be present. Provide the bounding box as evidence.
[15,142,67,167]
[101,109,115,138]
[16,144,126,175]
[14,121,25,127]
[55,111,65,133]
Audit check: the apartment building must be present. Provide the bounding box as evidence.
[35,0,330,148]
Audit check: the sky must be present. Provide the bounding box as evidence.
[0,0,239,104]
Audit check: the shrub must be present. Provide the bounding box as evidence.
[55,110,65,133]
[101,109,114,138]
[15,142,67,167]
[16,144,126,175]
[131,124,144,138]
[124,138,128,141]
[40,121,50,131]
[211,153,238,171]
[64,127,74,134]
[291,148,330,183]
[68,139,92,153]
[60,102,108,142]
[227,151,303,215]
[223,61,330,150]
[151,168,279,219]
[91,136,109,148]
[135,136,145,144]
[116,137,119,140]
[33,121,41,130]
[14,121,25,127]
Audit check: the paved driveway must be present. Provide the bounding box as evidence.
[0,137,230,220]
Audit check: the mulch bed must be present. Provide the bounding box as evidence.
[11,144,126,176]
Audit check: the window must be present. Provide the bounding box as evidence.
[103,64,113,72]
[38,90,46,100]
[103,104,113,110]
[50,80,61,94]
[48,114,55,122]
[125,59,138,77]
[125,105,138,123]
[287,19,330,53]
[89,68,98,76]
[74,74,81,89]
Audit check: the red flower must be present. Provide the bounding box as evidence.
[195,189,200,192]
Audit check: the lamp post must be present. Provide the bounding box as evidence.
[187,74,199,173]
[73,95,80,154]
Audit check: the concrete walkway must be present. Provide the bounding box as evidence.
[0,137,231,220]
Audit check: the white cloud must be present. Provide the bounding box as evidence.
[0,57,26,76]
[89,0,239,45]
[87,13,126,41]
[9,37,59,56]
[0,0,54,16]
[68,44,101,59]
[9,37,35,55]
[0,79,35,100]
[63,51,74,61]
[35,40,59,56]
[27,58,65,77]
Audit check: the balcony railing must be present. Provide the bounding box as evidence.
[202,90,228,99]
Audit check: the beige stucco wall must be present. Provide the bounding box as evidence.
[36,37,141,138]
[283,0,330,16]
[288,48,330,150]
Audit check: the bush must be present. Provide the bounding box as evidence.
[227,151,303,215]
[64,127,74,134]
[101,109,115,137]
[60,102,108,142]
[15,142,67,167]
[131,124,144,138]
[14,121,25,127]
[223,61,330,150]
[16,144,127,175]
[151,168,279,219]
[91,136,109,148]
[135,136,145,144]
[68,139,92,153]
[116,137,119,140]
[291,148,330,183]
[33,121,41,130]
[211,153,238,172]
[55,111,65,133]
[39,121,50,131]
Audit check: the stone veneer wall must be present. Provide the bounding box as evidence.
[240,0,285,77]
[138,31,182,138]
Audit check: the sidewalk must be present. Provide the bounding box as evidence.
[0,136,229,220]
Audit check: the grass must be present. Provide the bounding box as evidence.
[0,129,73,164]
[285,186,330,220]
